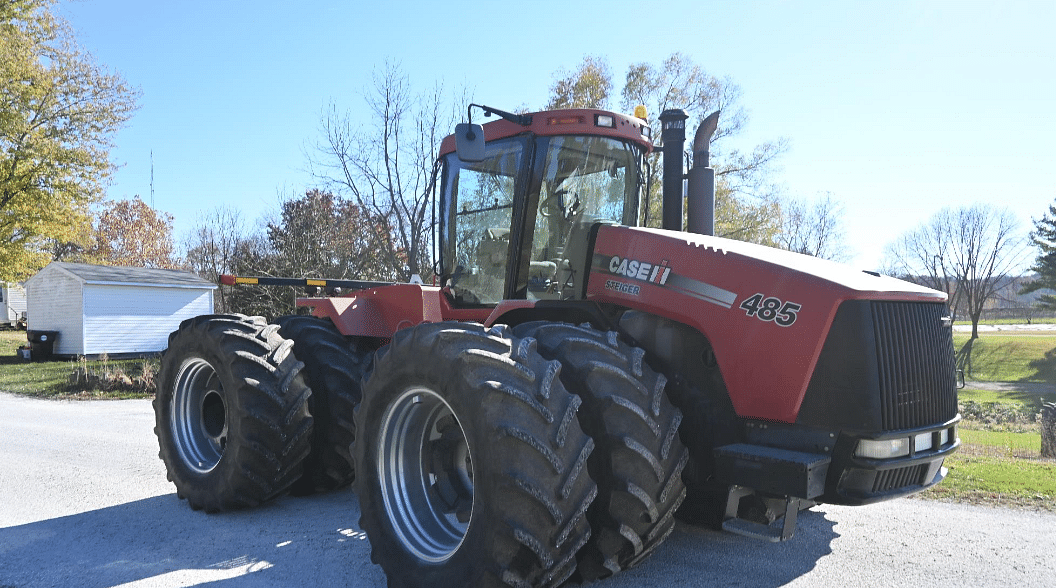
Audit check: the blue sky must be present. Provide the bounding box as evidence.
[59,0,1055,271]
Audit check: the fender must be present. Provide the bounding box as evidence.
[299,285,534,338]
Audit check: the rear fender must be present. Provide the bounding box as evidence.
[297,284,445,338]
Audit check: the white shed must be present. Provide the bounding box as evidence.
[24,262,216,357]
[1,282,27,328]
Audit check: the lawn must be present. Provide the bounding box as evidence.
[954,318,1056,326]
[958,428,1042,457]
[953,333,1056,382]
[0,331,156,399]
[920,329,1056,510]
[924,447,1056,511]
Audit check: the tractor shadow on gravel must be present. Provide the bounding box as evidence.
[0,492,836,588]
[605,507,838,588]
[0,490,383,588]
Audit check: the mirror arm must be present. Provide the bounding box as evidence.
[469,103,532,127]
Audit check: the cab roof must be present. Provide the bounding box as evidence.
[438,108,653,157]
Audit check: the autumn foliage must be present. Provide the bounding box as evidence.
[85,197,180,269]
[0,0,138,281]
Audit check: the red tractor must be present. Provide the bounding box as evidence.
[155,104,959,587]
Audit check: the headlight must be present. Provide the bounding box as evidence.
[914,432,934,452]
[940,427,951,446]
[855,438,910,459]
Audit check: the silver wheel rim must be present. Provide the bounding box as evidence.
[378,387,474,563]
[170,357,228,474]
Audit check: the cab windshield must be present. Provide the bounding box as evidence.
[440,134,641,305]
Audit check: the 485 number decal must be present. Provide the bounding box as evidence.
[738,293,801,327]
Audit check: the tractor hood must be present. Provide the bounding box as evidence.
[590,226,944,303]
[585,225,947,424]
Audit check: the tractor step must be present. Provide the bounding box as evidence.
[721,486,805,542]
[713,443,830,500]
[713,443,831,542]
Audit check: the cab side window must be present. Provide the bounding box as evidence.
[443,140,524,305]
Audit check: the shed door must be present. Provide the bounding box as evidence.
[82,285,213,355]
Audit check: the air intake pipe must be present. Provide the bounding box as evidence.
[658,109,688,232]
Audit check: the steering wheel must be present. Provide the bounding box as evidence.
[540,190,566,218]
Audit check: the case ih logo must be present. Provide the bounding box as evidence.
[607,256,672,285]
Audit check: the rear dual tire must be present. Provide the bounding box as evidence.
[275,315,366,494]
[154,314,313,512]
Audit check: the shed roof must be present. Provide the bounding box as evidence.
[30,262,217,289]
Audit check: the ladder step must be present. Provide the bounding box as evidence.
[721,518,787,543]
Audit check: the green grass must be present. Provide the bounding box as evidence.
[958,428,1041,455]
[923,448,1056,511]
[953,334,1056,382]
[920,406,1053,510]
[0,330,24,355]
[925,456,1056,509]
[954,318,1056,326]
[0,331,155,399]
[958,388,1050,429]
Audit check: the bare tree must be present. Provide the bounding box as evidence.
[184,206,248,313]
[308,63,466,280]
[777,193,851,262]
[546,54,788,243]
[884,205,1029,338]
[224,232,289,319]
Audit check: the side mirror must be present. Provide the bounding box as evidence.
[455,123,486,162]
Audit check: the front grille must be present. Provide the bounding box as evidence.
[872,464,928,493]
[872,302,958,430]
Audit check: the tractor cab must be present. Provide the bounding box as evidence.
[436,107,652,306]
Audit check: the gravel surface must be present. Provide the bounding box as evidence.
[1,392,1054,588]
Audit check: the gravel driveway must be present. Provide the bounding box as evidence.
[1,392,1054,588]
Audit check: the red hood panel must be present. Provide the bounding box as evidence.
[587,226,946,423]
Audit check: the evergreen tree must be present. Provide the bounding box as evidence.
[1021,200,1056,309]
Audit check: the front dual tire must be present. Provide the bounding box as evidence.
[354,322,597,587]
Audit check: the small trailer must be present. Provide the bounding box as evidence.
[1,282,27,329]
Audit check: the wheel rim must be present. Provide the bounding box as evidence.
[378,387,474,563]
[170,357,228,474]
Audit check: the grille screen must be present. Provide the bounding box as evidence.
[872,302,959,430]
[872,464,929,493]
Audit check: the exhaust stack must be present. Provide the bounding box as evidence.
[687,111,720,236]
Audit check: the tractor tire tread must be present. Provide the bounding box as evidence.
[513,321,688,582]
[275,315,367,494]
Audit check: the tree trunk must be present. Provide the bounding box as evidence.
[1042,402,1056,459]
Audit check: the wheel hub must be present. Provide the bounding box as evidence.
[171,358,227,473]
[378,387,474,563]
